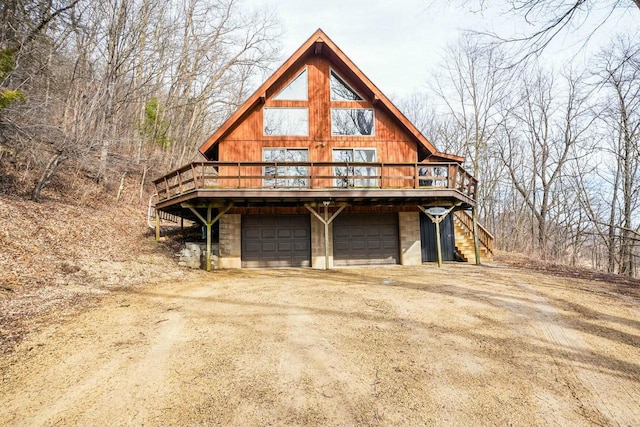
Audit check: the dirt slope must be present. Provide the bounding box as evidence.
[1,264,639,426]
[0,192,201,354]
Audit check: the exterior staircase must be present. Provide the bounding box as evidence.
[453,211,494,263]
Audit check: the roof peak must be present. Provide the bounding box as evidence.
[198,29,462,163]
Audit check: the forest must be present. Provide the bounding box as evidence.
[1,0,639,277]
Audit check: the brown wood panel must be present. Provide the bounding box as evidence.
[219,54,419,164]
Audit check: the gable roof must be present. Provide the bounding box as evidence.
[198,29,463,163]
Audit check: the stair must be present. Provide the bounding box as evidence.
[453,212,493,263]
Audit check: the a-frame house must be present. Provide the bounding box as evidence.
[153,29,493,270]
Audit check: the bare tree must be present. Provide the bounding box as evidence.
[431,35,512,225]
[498,67,594,258]
[1,0,281,200]
[582,37,640,276]
[469,0,640,65]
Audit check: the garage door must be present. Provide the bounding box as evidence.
[333,213,399,266]
[242,215,311,268]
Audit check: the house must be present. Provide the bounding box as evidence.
[152,29,493,270]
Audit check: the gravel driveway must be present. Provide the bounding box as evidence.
[1,264,639,426]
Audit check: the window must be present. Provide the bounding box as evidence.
[330,70,363,101]
[333,148,377,187]
[263,148,309,187]
[273,69,308,101]
[264,108,308,136]
[331,108,374,136]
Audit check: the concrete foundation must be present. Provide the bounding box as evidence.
[218,214,242,268]
[398,212,422,266]
[310,213,333,269]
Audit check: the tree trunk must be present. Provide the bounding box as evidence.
[32,152,66,202]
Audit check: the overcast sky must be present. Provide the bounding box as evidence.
[246,0,639,100]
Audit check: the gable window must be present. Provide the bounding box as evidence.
[331,108,374,136]
[264,108,308,136]
[333,148,377,187]
[263,148,309,187]
[274,69,308,101]
[330,70,363,101]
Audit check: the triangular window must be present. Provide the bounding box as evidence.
[330,70,363,101]
[273,69,308,101]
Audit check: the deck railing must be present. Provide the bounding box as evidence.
[453,210,494,254]
[153,161,478,202]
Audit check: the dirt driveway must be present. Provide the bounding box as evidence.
[1,263,639,426]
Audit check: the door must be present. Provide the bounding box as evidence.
[420,213,456,262]
[333,213,399,266]
[242,215,311,267]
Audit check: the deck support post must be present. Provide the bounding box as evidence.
[435,219,443,268]
[472,207,481,265]
[183,203,232,272]
[324,204,330,270]
[206,208,213,272]
[155,210,160,241]
[305,202,346,270]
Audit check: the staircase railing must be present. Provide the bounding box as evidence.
[453,210,494,255]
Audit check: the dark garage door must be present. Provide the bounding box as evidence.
[333,213,399,266]
[242,215,311,268]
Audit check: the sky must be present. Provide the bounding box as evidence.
[251,0,478,99]
[246,0,639,101]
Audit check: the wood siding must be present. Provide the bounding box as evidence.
[218,54,418,164]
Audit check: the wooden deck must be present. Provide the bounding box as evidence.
[153,161,478,210]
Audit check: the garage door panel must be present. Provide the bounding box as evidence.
[333,214,399,266]
[277,229,292,238]
[351,241,366,250]
[334,228,350,238]
[242,215,311,268]
[262,242,276,252]
[278,242,292,251]
[245,229,260,239]
[383,240,397,249]
[294,229,308,238]
[367,241,381,250]
[261,229,276,239]
[245,242,260,252]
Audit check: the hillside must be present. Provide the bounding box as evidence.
[0,183,205,354]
